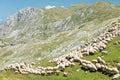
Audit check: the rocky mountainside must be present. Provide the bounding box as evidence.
[0,2,120,69]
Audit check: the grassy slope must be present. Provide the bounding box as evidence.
[0,36,119,80]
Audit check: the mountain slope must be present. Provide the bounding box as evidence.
[0,2,120,69]
[0,16,120,80]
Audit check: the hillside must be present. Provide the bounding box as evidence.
[0,2,120,79]
[0,12,120,80]
[0,36,120,80]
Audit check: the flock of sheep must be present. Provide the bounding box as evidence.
[1,19,120,79]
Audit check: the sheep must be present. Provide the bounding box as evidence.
[103,67,119,74]
[63,72,68,77]
[88,46,96,54]
[110,68,119,74]
[80,59,97,71]
[53,66,59,70]
[41,71,46,75]
[55,70,60,76]
[20,63,27,69]
[112,74,120,80]
[92,59,98,63]
[58,63,65,69]
[99,41,106,49]
[117,63,120,70]
[102,40,108,45]
[31,62,35,65]
[70,62,75,66]
[46,71,54,75]
[118,40,120,44]
[81,48,89,56]
[64,62,69,67]
[97,57,106,64]
[95,63,102,69]
[70,58,74,62]
[93,46,99,51]
[46,67,53,71]
[101,51,108,54]
[98,37,103,41]
[82,62,97,71]
[33,70,40,74]
[73,56,81,62]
